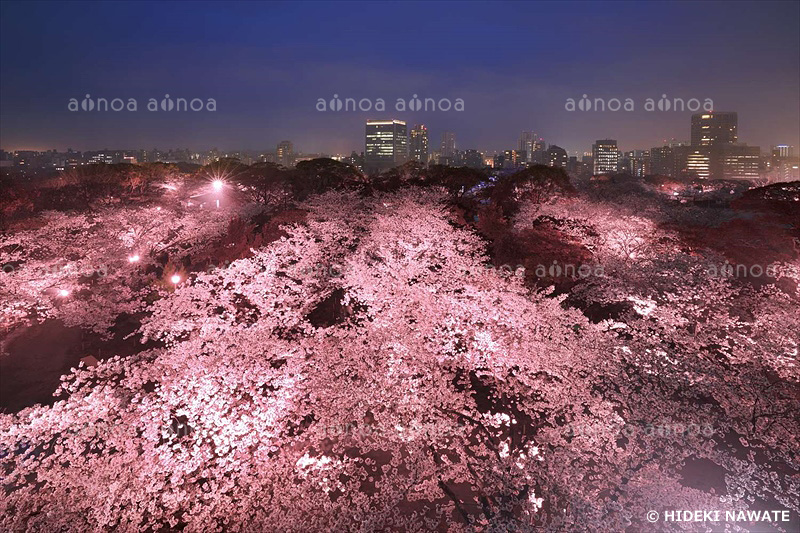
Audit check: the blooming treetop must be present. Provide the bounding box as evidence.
[1,188,797,531]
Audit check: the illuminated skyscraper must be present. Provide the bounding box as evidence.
[276,140,294,167]
[592,139,618,175]
[772,145,793,158]
[719,144,760,179]
[365,119,408,173]
[631,150,650,177]
[685,149,711,179]
[518,131,535,162]
[409,124,429,164]
[494,149,523,169]
[519,131,545,163]
[691,112,737,146]
[440,132,456,158]
[688,113,760,179]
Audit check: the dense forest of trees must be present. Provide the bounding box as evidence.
[1,160,798,531]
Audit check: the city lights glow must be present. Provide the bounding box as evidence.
[58,289,70,297]
[128,254,140,263]
[170,274,181,284]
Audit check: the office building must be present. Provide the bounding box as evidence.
[463,149,484,169]
[520,133,546,164]
[688,113,760,179]
[691,112,738,147]
[436,131,459,166]
[409,124,429,164]
[685,149,711,179]
[771,145,794,159]
[365,119,408,173]
[440,132,456,160]
[768,145,798,182]
[546,145,568,168]
[592,139,619,175]
[719,144,760,180]
[567,156,591,180]
[631,150,650,177]
[497,149,522,169]
[651,142,690,177]
[519,132,535,162]
[618,151,633,175]
[276,141,294,167]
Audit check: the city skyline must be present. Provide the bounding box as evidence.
[4,111,792,163]
[1,1,798,155]
[0,108,793,159]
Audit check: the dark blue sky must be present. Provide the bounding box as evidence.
[1,0,798,155]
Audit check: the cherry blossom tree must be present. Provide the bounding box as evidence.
[1,184,797,531]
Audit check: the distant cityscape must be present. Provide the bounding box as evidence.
[3,112,798,183]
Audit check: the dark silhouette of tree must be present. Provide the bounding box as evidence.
[375,161,427,191]
[292,158,365,198]
[58,164,129,205]
[0,174,35,230]
[427,164,487,198]
[491,165,574,217]
[122,163,179,196]
[236,162,291,206]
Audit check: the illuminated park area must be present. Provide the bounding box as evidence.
[1,158,798,530]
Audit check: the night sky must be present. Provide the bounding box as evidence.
[1,0,798,155]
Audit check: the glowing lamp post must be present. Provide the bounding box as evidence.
[170,274,181,285]
[212,179,223,208]
[128,254,140,263]
[58,289,70,297]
